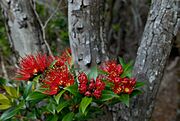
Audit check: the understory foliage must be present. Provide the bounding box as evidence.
[0,49,144,121]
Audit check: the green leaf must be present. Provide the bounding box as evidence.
[79,97,92,114]
[118,57,126,68]
[100,90,119,102]
[33,74,41,83]
[62,112,74,121]
[47,102,56,114]
[49,115,58,121]
[135,81,145,88]
[0,94,9,100]
[88,66,98,80]
[64,84,78,96]
[54,90,66,104]
[0,101,24,120]
[56,101,69,113]
[0,104,11,110]
[46,115,59,121]
[0,99,11,105]
[23,82,33,98]
[120,61,133,78]
[0,77,7,86]
[49,60,58,68]
[119,94,129,107]
[0,107,20,120]
[130,90,142,98]
[3,86,19,98]
[26,92,46,101]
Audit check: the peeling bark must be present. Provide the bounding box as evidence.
[68,0,109,71]
[112,0,180,121]
[0,0,47,59]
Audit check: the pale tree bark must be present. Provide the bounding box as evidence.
[111,0,180,121]
[68,0,109,71]
[68,0,112,121]
[0,0,47,60]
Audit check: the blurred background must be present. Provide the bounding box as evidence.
[0,0,179,121]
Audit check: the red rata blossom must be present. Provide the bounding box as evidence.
[78,72,105,99]
[100,60,136,94]
[55,48,72,67]
[42,66,74,95]
[113,78,136,94]
[100,60,123,83]
[15,54,52,81]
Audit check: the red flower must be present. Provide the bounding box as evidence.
[43,85,59,95]
[113,84,123,94]
[100,60,123,76]
[78,72,105,99]
[114,77,122,84]
[55,48,72,67]
[93,90,102,99]
[113,78,136,94]
[100,60,123,83]
[95,78,105,91]
[89,79,95,90]
[15,54,51,81]
[78,72,88,84]
[85,91,91,97]
[41,66,74,95]
[78,84,87,94]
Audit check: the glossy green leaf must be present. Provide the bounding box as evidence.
[23,82,33,98]
[0,107,20,120]
[79,97,92,114]
[100,90,119,102]
[54,90,66,104]
[26,92,46,101]
[49,115,58,121]
[0,104,11,110]
[3,86,19,98]
[0,99,11,105]
[0,94,9,100]
[56,101,69,113]
[0,101,24,120]
[118,57,126,68]
[120,61,133,78]
[135,81,145,88]
[47,102,56,114]
[119,94,129,107]
[64,84,78,96]
[62,112,74,121]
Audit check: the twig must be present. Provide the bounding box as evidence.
[43,0,63,29]
[0,53,9,80]
[31,0,54,58]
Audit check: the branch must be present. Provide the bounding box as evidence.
[0,50,9,80]
[31,0,54,58]
[43,0,63,29]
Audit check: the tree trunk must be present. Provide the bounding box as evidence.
[68,0,109,71]
[112,0,180,121]
[0,0,47,60]
[68,0,112,121]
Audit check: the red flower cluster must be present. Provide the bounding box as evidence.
[55,48,72,67]
[100,61,136,94]
[15,54,53,81]
[113,77,136,94]
[100,60,123,83]
[42,66,74,95]
[78,72,105,99]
